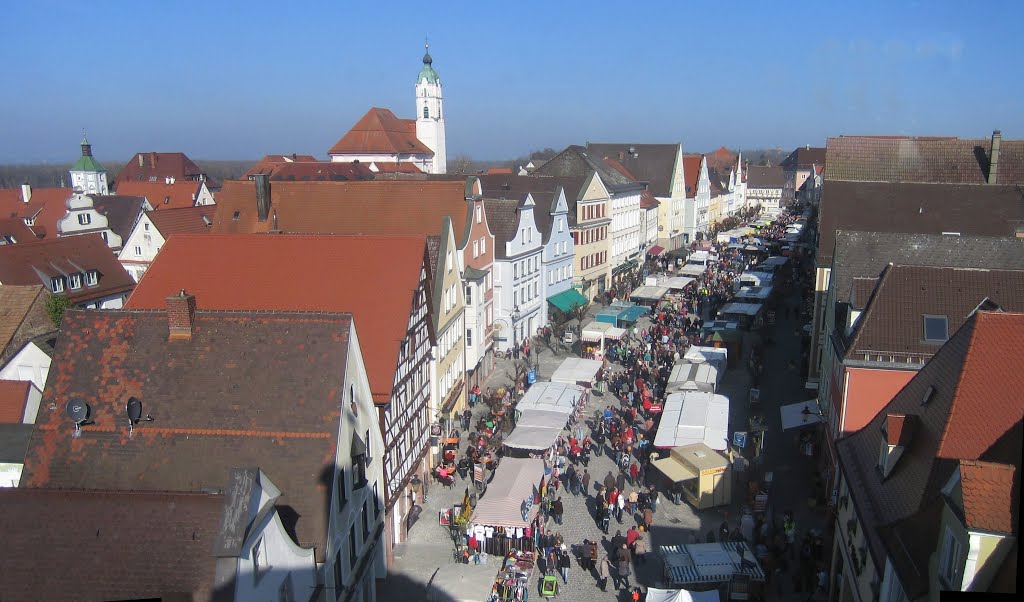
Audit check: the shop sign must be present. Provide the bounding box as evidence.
[527,369,536,384]
[701,466,727,476]
[733,431,748,448]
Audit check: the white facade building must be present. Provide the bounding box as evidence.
[69,136,108,195]
[610,188,643,268]
[0,341,52,394]
[681,155,712,241]
[538,187,575,325]
[57,193,151,252]
[487,195,544,352]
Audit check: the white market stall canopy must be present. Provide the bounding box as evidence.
[660,542,766,586]
[470,458,546,528]
[654,391,731,450]
[668,361,719,392]
[684,345,728,367]
[646,588,721,602]
[661,276,695,290]
[735,285,773,301]
[781,400,826,430]
[549,358,604,387]
[581,321,612,342]
[760,256,789,269]
[514,409,570,430]
[687,250,710,264]
[606,326,627,340]
[719,302,763,317]
[515,381,585,414]
[739,271,774,287]
[504,409,565,450]
[631,285,670,301]
[677,264,707,277]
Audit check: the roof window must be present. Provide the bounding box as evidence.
[232,211,240,220]
[923,315,948,343]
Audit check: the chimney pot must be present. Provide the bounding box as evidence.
[21,183,31,203]
[138,154,144,167]
[166,290,197,340]
[150,152,157,168]
[988,130,1002,185]
[253,173,271,222]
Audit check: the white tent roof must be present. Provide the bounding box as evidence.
[514,409,569,429]
[739,271,773,286]
[761,255,789,268]
[606,326,627,340]
[631,285,670,301]
[781,400,826,430]
[661,276,695,290]
[668,361,719,392]
[660,542,765,585]
[654,391,731,450]
[720,302,763,317]
[581,321,612,342]
[735,285,773,300]
[646,588,721,602]
[688,250,710,263]
[515,381,585,414]
[471,458,546,528]
[677,264,707,276]
[549,357,603,386]
[503,425,563,450]
[684,345,728,366]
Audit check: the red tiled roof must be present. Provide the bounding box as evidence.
[0,379,30,423]
[0,217,40,242]
[640,191,660,209]
[602,157,637,181]
[209,179,471,242]
[371,161,423,174]
[114,152,208,188]
[245,160,376,181]
[0,234,135,305]
[959,461,1018,533]
[328,107,432,156]
[124,234,427,403]
[114,180,203,209]
[0,489,222,601]
[486,167,513,175]
[0,285,47,358]
[145,205,217,237]
[683,155,703,196]
[243,154,321,177]
[0,187,73,239]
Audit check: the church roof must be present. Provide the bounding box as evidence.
[328,107,433,156]
[419,44,440,84]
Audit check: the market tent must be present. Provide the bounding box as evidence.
[668,361,719,392]
[651,454,697,483]
[739,271,773,287]
[515,382,585,414]
[504,425,563,451]
[760,255,789,269]
[550,357,603,387]
[606,326,627,340]
[735,285,773,301]
[719,302,763,317]
[514,409,570,429]
[780,400,825,430]
[547,288,589,313]
[662,276,695,290]
[594,307,623,325]
[645,588,720,602]
[684,345,728,368]
[471,458,546,528]
[654,391,731,450]
[648,245,665,256]
[631,285,669,302]
[581,321,612,342]
[677,264,706,277]
[660,542,765,586]
[618,304,651,323]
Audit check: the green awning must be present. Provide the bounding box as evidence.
[548,288,589,313]
[612,259,639,275]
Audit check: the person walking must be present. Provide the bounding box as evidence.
[558,546,571,584]
[633,534,648,565]
[580,539,593,571]
[565,464,577,496]
[581,469,591,496]
[648,485,659,513]
[590,539,599,573]
[597,555,611,592]
[626,526,639,550]
[604,471,616,493]
[616,489,627,523]
[642,506,654,531]
[629,461,640,485]
[628,489,639,515]
[615,544,632,589]
[553,497,564,525]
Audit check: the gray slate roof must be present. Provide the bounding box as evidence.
[479,174,587,229]
[746,165,784,189]
[93,195,149,243]
[482,198,522,259]
[585,143,680,197]
[533,146,644,194]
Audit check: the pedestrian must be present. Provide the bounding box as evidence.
[558,546,571,584]
[461,408,471,431]
[629,461,640,485]
[626,526,639,549]
[582,469,591,496]
[616,490,626,523]
[590,538,599,572]
[604,471,616,492]
[565,464,577,495]
[597,555,611,592]
[628,489,639,515]
[581,539,593,571]
[615,545,632,589]
[617,471,627,493]
[633,534,648,565]
[643,507,654,531]
[648,485,660,513]
[720,521,731,542]
[553,497,564,525]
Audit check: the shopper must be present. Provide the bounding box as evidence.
[597,555,611,592]
[558,546,571,584]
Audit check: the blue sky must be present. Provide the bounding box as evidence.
[1,0,1022,162]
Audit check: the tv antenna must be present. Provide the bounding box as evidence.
[126,397,154,438]
[65,398,92,438]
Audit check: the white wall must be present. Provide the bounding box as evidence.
[540,192,575,325]
[610,190,642,267]
[233,509,318,601]
[494,198,544,350]
[57,194,123,250]
[0,342,51,393]
[118,213,166,283]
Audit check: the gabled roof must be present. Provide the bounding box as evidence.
[114,152,209,188]
[482,198,525,258]
[746,165,784,189]
[843,265,1024,359]
[145,205,217,237]
[824,135,1024,184]
[0,217,40,242]
[114,180,204,209]
[682,155,703,197]
[478,174,588,227]
[21,307,354,562]
[328,107,433,156]
[585,143,681,197]
[209,179,470,243]
[369,161,423,174]
[124,234,426,403]
[958,460,1018,533]
[532,145,644,194]
[244,153,321,177]
[829,231,1024,307]
[0,488,222,601]
[816,181,1024,267]
[0,235,135,304]
[0,187,74,239]
[0,379,30,423]
[91,195,149,242]
[837,311,1024,584]
[244,160,376,181]
[640,191,660,209]
[0,285,48,361]
[781,146,826,170]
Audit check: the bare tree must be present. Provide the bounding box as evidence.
[449,154,476,176]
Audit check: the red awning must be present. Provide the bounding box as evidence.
[648,245,665,256]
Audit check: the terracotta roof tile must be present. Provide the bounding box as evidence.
[0,217,41,242]
[682,155,703,197]
[145,205,217,237]
[746,165,784,188]
[114,180,204,209]
[114,152,210,188]
[244,153,320,177]
[486,167,513,175]
[124,234,426,403]
[0,234,135,305]
[0,284,47,358]
[245,160,375,181]
[640,191,660,209]
[21,308,354,561]
[0,187,74,238]
[959,460,1017,533]
[328,107,432,156]
[0,379,30,423]
[0,488,222,601]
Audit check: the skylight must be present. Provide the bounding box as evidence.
[923,315,949,342]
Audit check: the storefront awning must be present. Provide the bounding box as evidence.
[471,458,546,528]
[780,401,825,430]
[547,288,589,313]
[652,456,698,483]
[612,259,638,275]
[648,245,665,256]
[581,321,612,342]
[606,326,627,340]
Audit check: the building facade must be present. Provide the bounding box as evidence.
[486,195,544,352]
[538,187,576,325]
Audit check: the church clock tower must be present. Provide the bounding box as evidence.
[69,135,109,195]
[415,42,447,174]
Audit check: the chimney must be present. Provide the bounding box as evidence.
[988,130,1002,185]
[138,154,144,167]
[166,289,197,340]
[21,183,31,203]
[253,173,271,222]
[149,152,157,168]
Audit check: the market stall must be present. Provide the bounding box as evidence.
[646,588,720,602]
[653,391,731,451]
[754,255,789,273]
[660,542,765,591]
[662,276,696,291]
[677,264,707,277]
[652,442,732,509]
[734,285,773,303]
[630,285,670,305]
[470,457,547,556]
[667,361,719,392]
[718,302,763,329]
[549,357,604,389]
[515,381,586,415]
[580,321,612,358]
[684,345,729,372]
[738,271,773,288]
[503,409,568,455]
[618,303,651,325]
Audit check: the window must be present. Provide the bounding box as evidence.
[467,328,473,346]
[349,525,358,568]
[144,222,150,231]
[465,285,472,305]
[558,218,564,233]
[85,270,98,287]
[923,315,948,342]
[134,246,142,257]
[333,551,344,597]
[481,237,486,254]
[476,206,482,223]
[252,537,268,577]
[514,263,519,279]
[361,500,370,540]
[939,526,962,586]
[423,105,429,118]
[100,231,108,243]
[336,468,348,510]
[78,213,91,226]
[68,273,82,290]
[473,240,479,258]
[51,277,65,293]
[373,482,381,518]
[279,574,296,602]
[232,211,240,220]
[447,250,452,272]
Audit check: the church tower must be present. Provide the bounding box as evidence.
[415,42,447,174]
[69,135,109,195]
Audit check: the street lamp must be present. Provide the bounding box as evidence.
[510,305,521,355]
[800,403,825,423]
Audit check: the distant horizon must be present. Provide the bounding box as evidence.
[2,0,1021,163]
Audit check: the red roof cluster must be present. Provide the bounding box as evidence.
[114,180,205,210]
[328,107,432,156]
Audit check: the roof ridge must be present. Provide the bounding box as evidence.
[35,423,333,438]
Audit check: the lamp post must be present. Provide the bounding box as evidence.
[800,403,825,423]
[510,306,521,356]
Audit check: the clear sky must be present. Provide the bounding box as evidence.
[2,0,1022,163]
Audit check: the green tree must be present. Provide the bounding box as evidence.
[45,293,73,327]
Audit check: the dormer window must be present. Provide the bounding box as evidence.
[51,276,65,293]
[78,213,91,226]
[68,273,82,290]
[923,315,948,342]
[85,270,98,287]
[24,217,34,226]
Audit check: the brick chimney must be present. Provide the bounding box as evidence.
[988,130,1001,185]
[166,289,197,340]
[149,152,157,169]
[253,173,271,222]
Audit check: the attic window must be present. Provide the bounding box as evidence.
[232,211,241,220]
[921,385,936,405]
[85,270,98,287]
[923,315,948,342]
[163,196,170,205]
[51,277,65,293]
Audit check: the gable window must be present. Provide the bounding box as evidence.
[467,328,473,347]
[232,211,240,220]
[78,213,92,226]
[352,433,368,489]
[476,206,482,223]
[423,105,429,119]
[68,273,82,290]
[144,222,150,231]
[361,500,370,540]
[135,246,143,257]
[349,525,358,568]
[923,315,949,342]
[336,467,348,510]
[51,277,65,293]
[480,237,486,254]
[939,526,962,587]
[447,250,452,272]
[473,240,479,258]
[373,482,381,518]
[558,218,564,233]
[465,285,472,305]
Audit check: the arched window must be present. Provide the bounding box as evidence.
[423,105,429,118]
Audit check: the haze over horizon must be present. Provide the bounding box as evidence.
[2,0,1022,163]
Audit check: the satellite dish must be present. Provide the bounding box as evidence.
[126,397,143,422]
[66,399,90,424]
